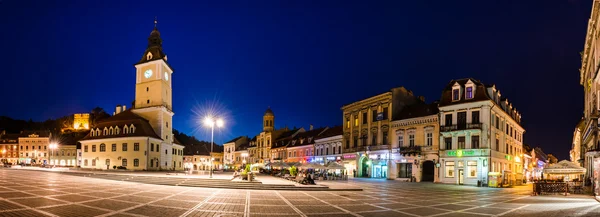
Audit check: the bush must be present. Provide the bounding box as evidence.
[117,166,127,170]
[113,165,116,169]
[289,166,297,177]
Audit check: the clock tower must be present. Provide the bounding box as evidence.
[132,20,174,151]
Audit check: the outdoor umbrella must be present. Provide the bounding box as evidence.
[326,162,346,170]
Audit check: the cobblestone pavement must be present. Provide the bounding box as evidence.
[1,169,599,217]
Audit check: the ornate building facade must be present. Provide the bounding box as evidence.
[580,1,600,185]
[390,103,439,182]
[341,87,423,178]
[438,78,524,186]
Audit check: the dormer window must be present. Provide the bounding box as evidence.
[452,89,460,101]
[146,52,153,60]
[466,87,473,99]
[124,125,129,134]
[103,128,108,136]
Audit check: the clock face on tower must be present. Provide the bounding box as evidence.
[164,72,169,81]
[144,69,153,78]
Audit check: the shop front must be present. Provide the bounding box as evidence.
[357,151,390,178]
[439,149,489,185]
[342,154,357,177]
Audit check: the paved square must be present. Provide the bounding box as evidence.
[1,169,600,217]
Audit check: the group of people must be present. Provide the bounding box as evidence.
[299,171,316,185]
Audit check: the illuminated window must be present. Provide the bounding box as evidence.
[346,118,350,128]
[445,161,455,178]
[354,116,358,127]
[426,132,433,146]
[458,137,465,149]
[467,161,477,178]
[466,87,473,99]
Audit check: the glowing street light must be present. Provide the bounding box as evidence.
[203,116,224,178]
[49,143,58,167]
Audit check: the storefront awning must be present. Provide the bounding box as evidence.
[543,160,586,175]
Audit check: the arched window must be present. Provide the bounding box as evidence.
[130,124,136,133]
[103,128,108,136]
[91,130,95,137]
[96,129,100,136]
[109,127,113,135]
[122,159,127,167]
[124,125,129,134]
[115,126,120,134]
[99,144,106,152]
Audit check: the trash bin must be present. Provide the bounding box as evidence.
[477,180,482,187]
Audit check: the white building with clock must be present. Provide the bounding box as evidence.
[80,21,184,171]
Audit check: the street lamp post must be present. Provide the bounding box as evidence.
[49,143,57,168]
[204,116,224,178]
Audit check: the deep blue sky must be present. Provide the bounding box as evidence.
[0,0,590,160]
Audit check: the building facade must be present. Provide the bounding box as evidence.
[341,87,423,178]
[438,78,525,186]
[0,133,19,164]
[390,103,440,182]
[48,145,77,167]
[223,136,249,169]
[80,22,184,171]
[314,126,344,169]
[581,0,600,186]
[18,131,52,165]
[286,127,325,163]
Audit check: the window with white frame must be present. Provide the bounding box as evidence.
[426,132,433,146]
[445,161,455,178]
[409,134,415,147]
[425,127,433,146]
[452,89,460,101]
[398,135,404,147]
[467,161,477,177]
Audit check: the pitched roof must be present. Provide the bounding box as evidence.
[80,109,162,141]
[225,136,244,144]
[316,125,343,139]
[394,102,439,120]
[287,127,327,148]
[19,130,51,138]
[439,78,491,107]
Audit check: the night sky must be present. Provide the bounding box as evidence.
[0,1,590,160]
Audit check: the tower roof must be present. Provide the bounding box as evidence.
[264,107,274,116]
[136,18,168,65]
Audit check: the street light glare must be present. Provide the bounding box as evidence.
[216,119,224,128]
[203,117,214,127]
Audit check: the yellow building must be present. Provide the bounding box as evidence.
[341,87,423,178]
[247,108,295,164]
[73,113,90,130]
[48,145,77,167]
[80,21,184,171]
[18,131,52,165]
[390,103,440,182]
[0,132,19,164]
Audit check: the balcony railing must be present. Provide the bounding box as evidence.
[400,146,421,154]
[441,123,482,132]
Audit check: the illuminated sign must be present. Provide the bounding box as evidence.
[376,113,384,121]
[447,150,474,157]
[505,155,511,161]
[443,149,487,157]
[369,155,378,159]
[343,154,356,159]
[514,156,521,163]
[326,157,336,160]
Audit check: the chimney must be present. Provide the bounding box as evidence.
[418,96,425,102]
[122,105,126,111]
[310,124,313,131]
[115,104,122,115]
